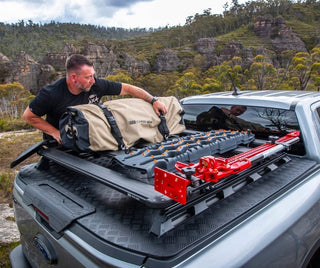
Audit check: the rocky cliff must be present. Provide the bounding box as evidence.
[0,16,310,94]
[254,15,307,53]
[0,53,10,83]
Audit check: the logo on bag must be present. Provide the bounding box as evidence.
[129,120,153,125]
[65,125,78,139]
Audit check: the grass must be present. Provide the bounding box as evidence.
[0,130,42,200]
[0,129,42,267]
[216,24,274,51]
[0,242,21,268]
[0,117,34,132]
[0,172,15,201]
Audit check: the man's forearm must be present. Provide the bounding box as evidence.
[120,83,167,115]
[22,107,61,143]
[120,83,153,103]
[27,117,57,135]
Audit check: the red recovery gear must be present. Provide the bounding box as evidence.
[154,131,300,205]
[175,156,252,183]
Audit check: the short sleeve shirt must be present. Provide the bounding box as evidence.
[29,77,121,129]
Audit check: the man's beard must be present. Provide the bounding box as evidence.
[76,82,91,92]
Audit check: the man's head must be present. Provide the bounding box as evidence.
[230,105,247,116]
[66,54,93,73]
[66,54,95,92]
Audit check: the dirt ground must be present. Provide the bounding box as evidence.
[0,203,20,243]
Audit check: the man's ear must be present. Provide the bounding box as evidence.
[70,72,77,83]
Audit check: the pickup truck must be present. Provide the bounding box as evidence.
[9,90,320,268]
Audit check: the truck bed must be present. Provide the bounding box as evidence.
[14,152,318,267]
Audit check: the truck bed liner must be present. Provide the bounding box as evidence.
[15,154,318,266]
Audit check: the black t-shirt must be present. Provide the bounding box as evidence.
[29,77,122,129]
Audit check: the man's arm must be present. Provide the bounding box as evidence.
[120,83,167,116]
[22,107,62,144]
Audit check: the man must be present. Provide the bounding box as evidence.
[23,54,167,144]
[196,105,247,131]
[196,105,265,132]
[221,105,247,120]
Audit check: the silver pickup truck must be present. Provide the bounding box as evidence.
[10,90,320,267]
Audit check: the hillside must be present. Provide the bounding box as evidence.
[1,1,319,61]
[0,21,156,61]
[1,0,320,99]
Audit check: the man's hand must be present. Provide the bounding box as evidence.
[229,113,238,121]
[153,100,167,116]
[50,129,62,144]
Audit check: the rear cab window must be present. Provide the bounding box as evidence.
[182,104,305,155]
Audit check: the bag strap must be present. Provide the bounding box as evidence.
[97,104,127,151]
[68,111,81,152]
[158,112,169,140]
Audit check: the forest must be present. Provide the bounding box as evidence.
[1,0,320,131]
[0,21,155,61]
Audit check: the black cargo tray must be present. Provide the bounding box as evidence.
[39,147,172,208]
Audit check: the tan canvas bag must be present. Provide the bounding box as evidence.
[60,96,185,152]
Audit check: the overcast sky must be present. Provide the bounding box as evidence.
[0,0,248,29]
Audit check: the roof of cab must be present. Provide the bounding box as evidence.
[180,90,320,110]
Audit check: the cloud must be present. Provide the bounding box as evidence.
[0,0,45,2]
[32,0,154,25]
[0,0,170,27]
[103,0,153,8]
[0,0,244,28]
